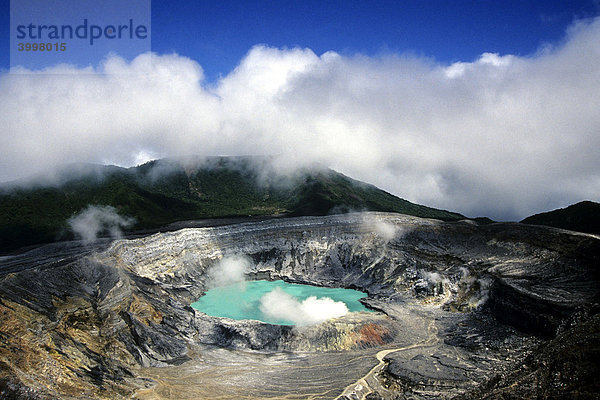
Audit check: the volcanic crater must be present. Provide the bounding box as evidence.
[1,212,599,399]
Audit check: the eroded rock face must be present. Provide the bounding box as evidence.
[0,212,598,399]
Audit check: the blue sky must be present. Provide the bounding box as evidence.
[150,0,600,81]
[1,0,599,79]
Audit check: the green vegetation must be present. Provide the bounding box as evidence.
[0,157,464,252]
[521,200,600,235]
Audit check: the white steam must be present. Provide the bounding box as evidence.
[422,270,444,285]
[373,221,399,242]
[259,287,349,326]
[68,205,134,243]
[362,215,405,243]
[207,255,251,288]
[458,267,491,309]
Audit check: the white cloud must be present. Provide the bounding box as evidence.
[2,18,600,220]
[443,52,516,78]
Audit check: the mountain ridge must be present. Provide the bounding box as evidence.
[521,200,600,235]
[0,156,464,252]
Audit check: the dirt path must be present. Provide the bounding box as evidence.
[336,319,439,400]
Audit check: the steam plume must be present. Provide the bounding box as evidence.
[259,287,349,326]
[206,255,251,288]
[373,221,399,242]
[68,205,134,243]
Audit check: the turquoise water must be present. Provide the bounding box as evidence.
[191,280,371,325]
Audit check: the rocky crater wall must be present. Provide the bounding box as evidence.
[0,212,598,399]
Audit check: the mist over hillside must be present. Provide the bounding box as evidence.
[3,16,600,221]
[0,156,464,252]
